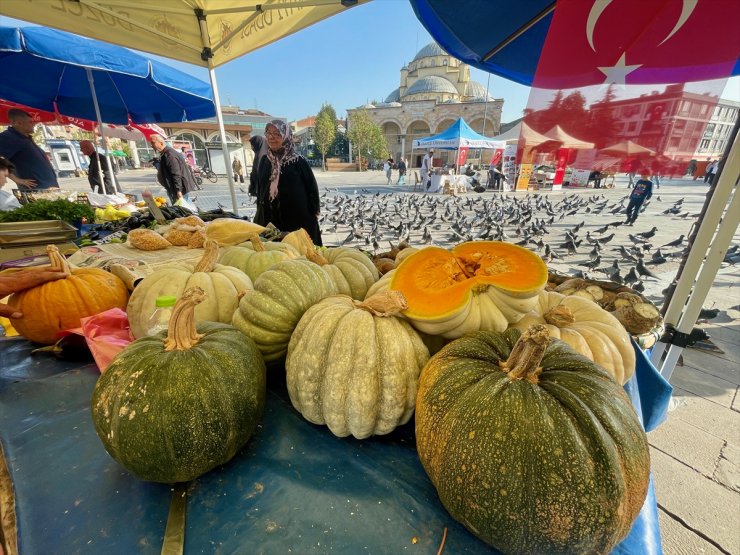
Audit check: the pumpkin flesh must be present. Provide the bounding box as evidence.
[416,327,650,554]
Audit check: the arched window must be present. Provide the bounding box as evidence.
[171,131,207,167]
[443,59,448,66]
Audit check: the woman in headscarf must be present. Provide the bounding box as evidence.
[254,120,322,245]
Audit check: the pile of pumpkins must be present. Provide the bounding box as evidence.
[7,223,653,554]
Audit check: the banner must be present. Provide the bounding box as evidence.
[490,148,504,166]
[516,164,534,191]
[502,144,518,188]
[552,148,569,189]
[457,147,469,166]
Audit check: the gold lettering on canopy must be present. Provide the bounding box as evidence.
[46,0,135,31]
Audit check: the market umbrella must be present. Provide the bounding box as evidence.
[601,140,656,157]
[543,125,594,149]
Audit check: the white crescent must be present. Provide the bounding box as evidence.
[587,0,698,52]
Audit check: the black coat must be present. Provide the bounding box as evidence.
[87,152,117,194]
[157,146,196,201]
[254,156,322,246]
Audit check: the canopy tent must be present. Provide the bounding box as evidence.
[412,118,505,150]
[601,140,656,157]
[0,0,369,212]
[543,125,594,149]
[489,122,552,145]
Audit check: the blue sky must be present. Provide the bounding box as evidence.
[2,1,737,124]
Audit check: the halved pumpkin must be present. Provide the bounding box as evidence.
[389,242,547,338]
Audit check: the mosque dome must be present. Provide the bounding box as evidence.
[413,42,448,61]
[385,87,401,103]
[404,75,458,97]
[359,102,376,109]
[465,81,493,100]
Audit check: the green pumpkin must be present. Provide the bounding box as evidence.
[286,291,429,439]
[232,258,337,362]
[416,325,650,555]
[92,287,266,483]
[312,247,379,300]
[219,235,301,282]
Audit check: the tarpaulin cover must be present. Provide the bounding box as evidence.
[412,118,505,150]
[0,337,664,554]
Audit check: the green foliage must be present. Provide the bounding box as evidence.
[0,199,95,224]
[347,110,388,170]
[314,104,337,168]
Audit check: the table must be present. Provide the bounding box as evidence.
[0,337,669,554]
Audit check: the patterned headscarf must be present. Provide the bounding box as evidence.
[265,120,299,200]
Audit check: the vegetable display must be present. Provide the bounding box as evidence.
[9,245,129,344]
[415,325,650,555]
[91,287,266,483]
[219,235,301,282]
[286,291,429,439]
[0,199,95,224]
[126,240,253,338]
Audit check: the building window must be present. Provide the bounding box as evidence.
[680,101,690,114]
[699,138,710,150]
[443,59,448,66]
[703,123,716,137]
[699,103,708,115]
[172,131,207,167]
[431,59,436,67]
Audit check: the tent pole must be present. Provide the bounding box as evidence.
[86,68,116,194]
[206,66,239,214]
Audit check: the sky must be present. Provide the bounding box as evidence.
[1,0,738,124]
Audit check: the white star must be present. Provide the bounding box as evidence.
[598,53,642,85]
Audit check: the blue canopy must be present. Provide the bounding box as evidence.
[409,0,740,86]
[0,26,215,124]
[413,117,505,150]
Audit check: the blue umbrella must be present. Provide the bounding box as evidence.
[0,25,215,124]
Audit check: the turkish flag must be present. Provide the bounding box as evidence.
[533,0,740,89]
[457,147,469,166]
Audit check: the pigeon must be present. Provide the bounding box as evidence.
[594,224,611,234]
[632,280,646,293]
[661,235,685,248]
[698,307,720,320]
[637,227,658,239]
[623,267,640,286]
[636,259,660,279]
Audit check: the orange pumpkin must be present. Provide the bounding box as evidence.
[10,245,129,344]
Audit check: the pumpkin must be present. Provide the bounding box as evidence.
[416,325,650,555]
[127,240,253,338]
[9,245,129,344]
[283,229,379,300]
[232,258,337,362]
[512,291,636,384]
[91,287,266,483]
[381,242,547,338]
[219,235,301,282]
[286,291,429,439]
[204,218,266,246]
[394,246,420,265]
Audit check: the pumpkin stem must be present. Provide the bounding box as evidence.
[544,305,575,327]
[193,240,219,273]
[306,248,329,266]
[164,286,205,351]
[46,245,72,276]
[502,325,550,384]
[355,291,408,316]
[248,234,266,252]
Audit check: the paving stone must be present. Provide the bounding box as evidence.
[684,336,740,385]
[669,387,740,446]
[650,448,740,554]
[714,443,740,494]
[658,509,725,555]
[670,365,737,409]
[648,418,725,478]
[733,389,740,414]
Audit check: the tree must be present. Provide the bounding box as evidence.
[347,110,387,171]
[314,104,337,171]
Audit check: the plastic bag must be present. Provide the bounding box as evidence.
[175,195,197,212]
[63,308,133,372]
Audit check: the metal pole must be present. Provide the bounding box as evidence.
[86,68,115,193]
[207,66,239,213]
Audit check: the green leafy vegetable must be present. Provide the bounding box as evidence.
[0,200,95,224]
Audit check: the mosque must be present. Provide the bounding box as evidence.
[347,42,503,167]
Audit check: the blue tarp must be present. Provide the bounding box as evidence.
[0,336,669,554]
[0,26,215,124]
[413,118,505,150]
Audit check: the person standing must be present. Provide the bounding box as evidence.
[254,120,322,245]
[384,158,393,185]
[396,157,407,185]
[421,149,434,190]
[232,156,245,184]
[0,108,58,190]
[149,134,196,203]
[248,135,267,196]
[625,171,653,225]
[0,156,22,211]
[704,159,717,184]
[79,140,117,194]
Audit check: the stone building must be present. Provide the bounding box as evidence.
[347,42,503,167]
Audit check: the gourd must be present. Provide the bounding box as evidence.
[9,245,129,344]
[416,325,650,555]
[91,287,266,483]
[232,258,337,362]
[204,218,266,246]
[127,240,253,338]
[609,292,662,335]
[283,229,378,300]
[511,291,636,384]
[219,235,301,282]
[386,241,547,338]
[286,291,429,439]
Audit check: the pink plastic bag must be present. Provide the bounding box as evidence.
[64,308,134,373]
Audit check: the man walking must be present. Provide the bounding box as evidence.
[149,134,197,203]
[396,158,407,185]
[421,149,433,190]
[625,171,653,225]
[0,108,58,190]
[79,140,117,194]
